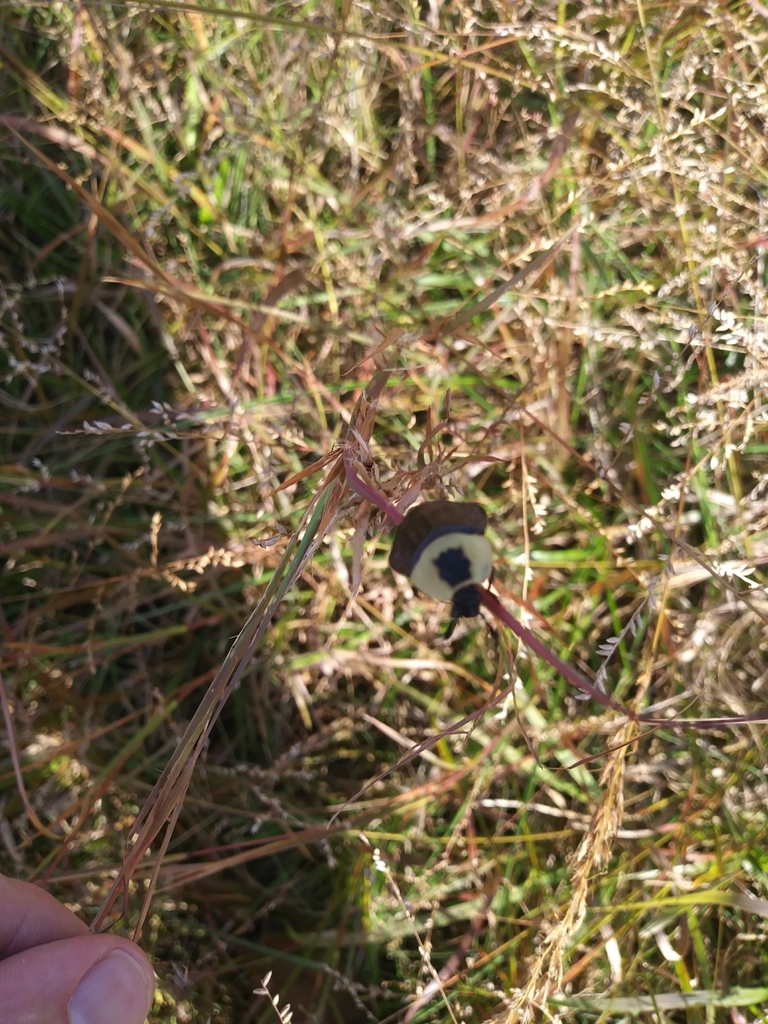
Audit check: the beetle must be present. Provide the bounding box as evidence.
[388,500,492,635]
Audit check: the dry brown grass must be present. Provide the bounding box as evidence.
[2,1,768,1022]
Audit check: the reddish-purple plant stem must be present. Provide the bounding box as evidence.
[343,451,404,524]
[481,588,768,729]
[479,588,634,717]
[343,458,768,729]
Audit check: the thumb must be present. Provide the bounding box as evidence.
[0,933,154,1024]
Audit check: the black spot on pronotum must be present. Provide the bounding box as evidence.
[433,547,472,587]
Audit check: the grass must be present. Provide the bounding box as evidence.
[1,1,768,1022]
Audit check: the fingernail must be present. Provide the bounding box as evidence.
[69,948,154,1024]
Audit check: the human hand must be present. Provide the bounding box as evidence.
[0,873,154,1024]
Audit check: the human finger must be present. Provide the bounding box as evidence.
[0,932,154,1024]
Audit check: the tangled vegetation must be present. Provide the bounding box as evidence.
[1,2,768,1021]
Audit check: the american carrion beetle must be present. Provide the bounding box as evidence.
[389,500,492,626]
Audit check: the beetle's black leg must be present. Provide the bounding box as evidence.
[483,614,498,643]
